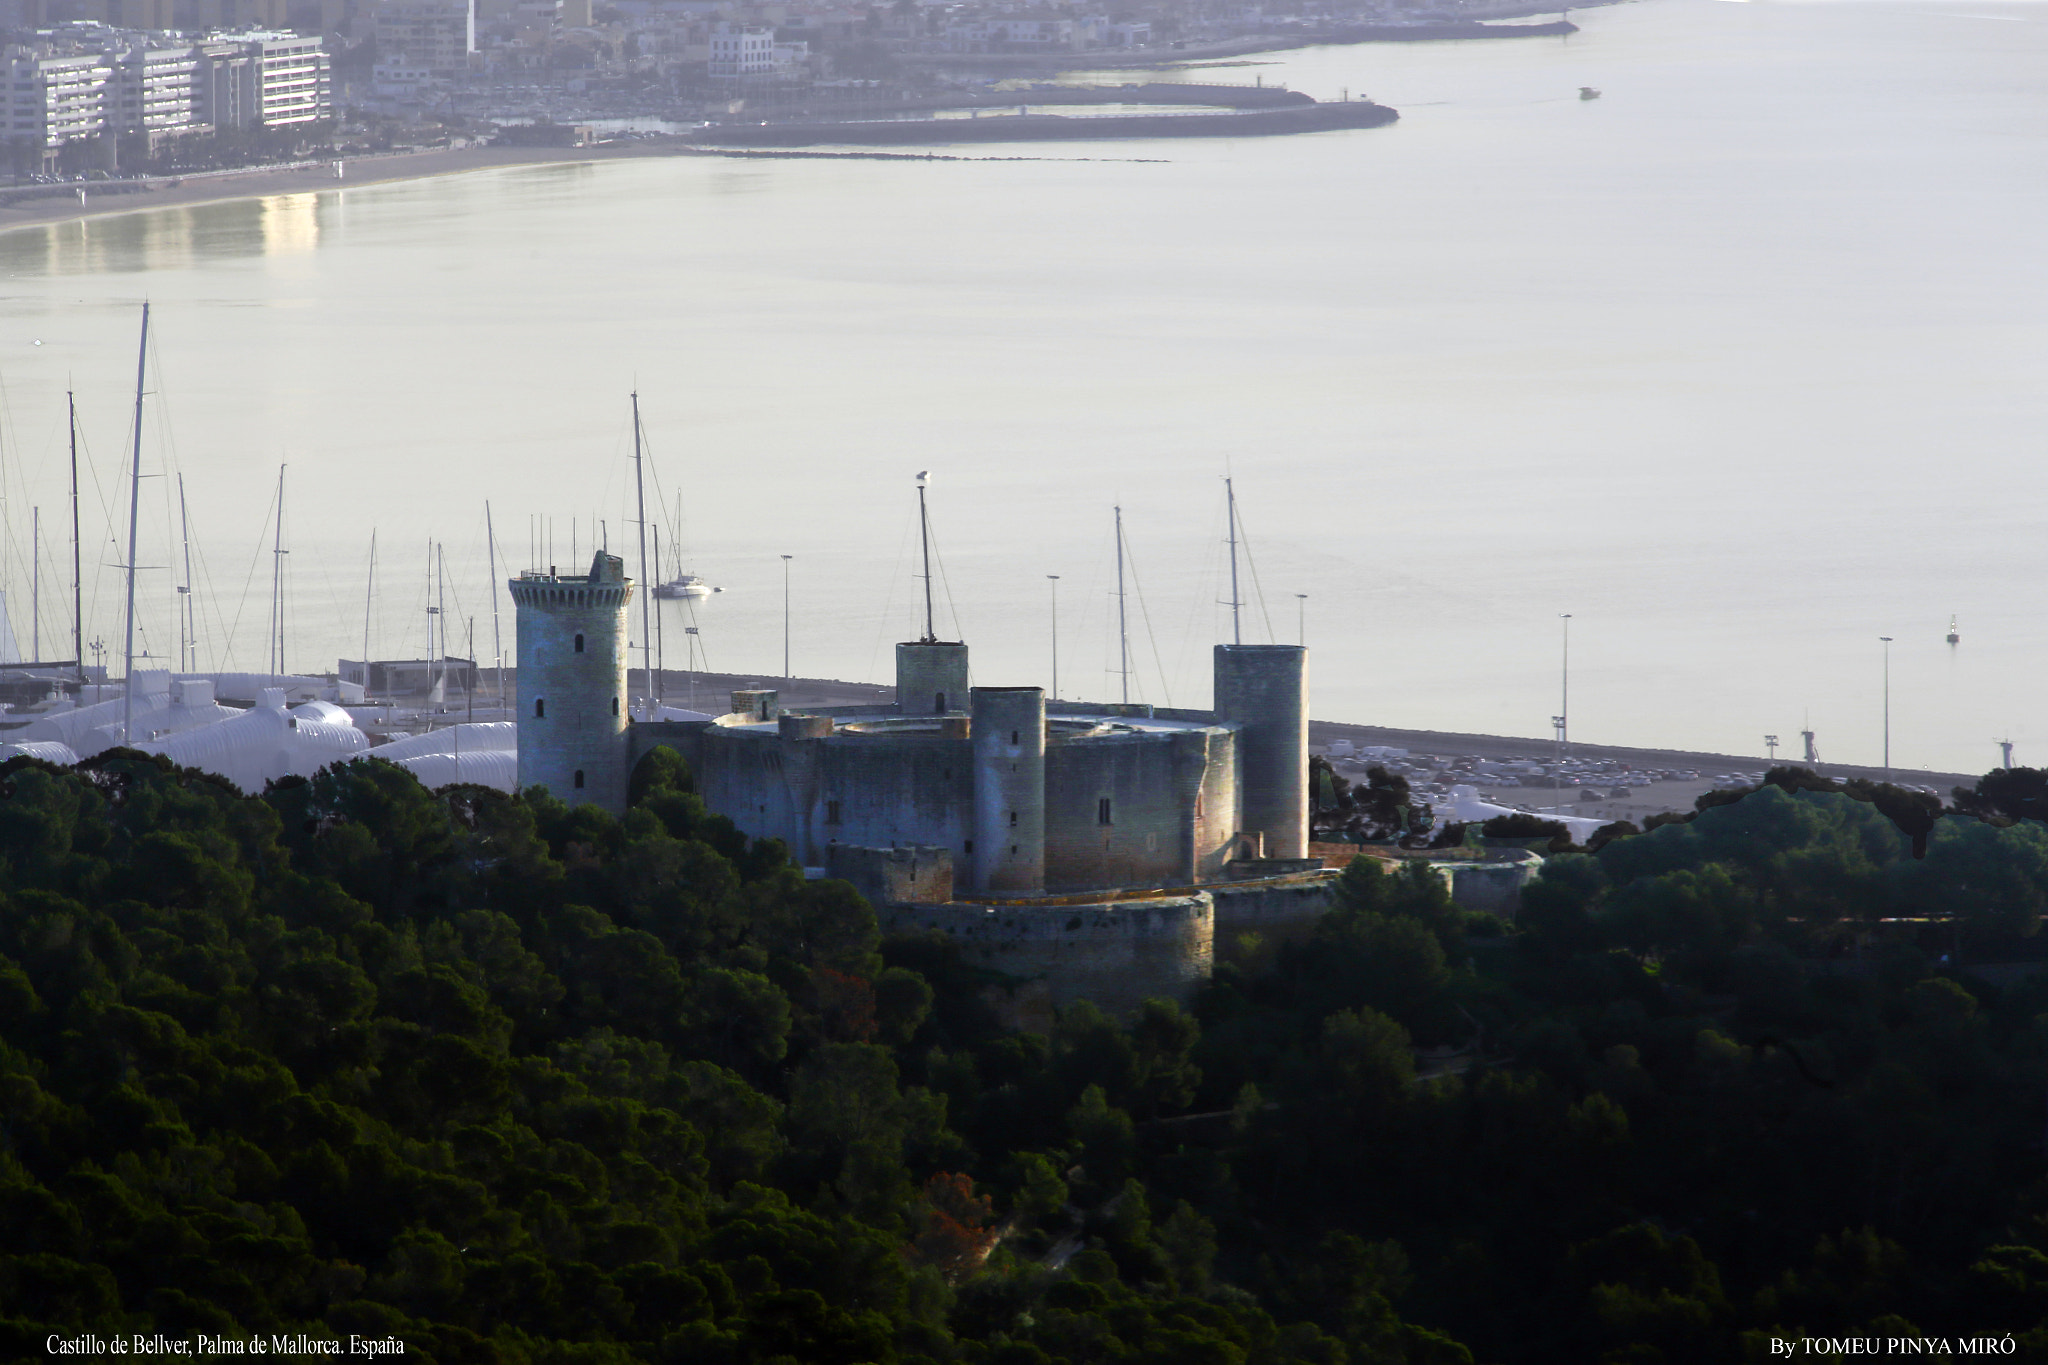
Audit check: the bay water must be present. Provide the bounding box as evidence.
[1,0,2043,774]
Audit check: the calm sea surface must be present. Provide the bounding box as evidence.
[2,0,2043,773]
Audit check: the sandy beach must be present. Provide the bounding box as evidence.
[0,139,710,237]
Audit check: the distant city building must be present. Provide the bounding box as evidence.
[706,20,771,76]
[3,29,328,167]
[373,0,475,76]
[202,31,329,126]
[1,49,112,149]
[945,16,1081,52]
[112,41,209,140]
[338,656,480,697]
[370,50,435,93]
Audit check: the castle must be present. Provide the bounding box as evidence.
[513,552,1336,1024]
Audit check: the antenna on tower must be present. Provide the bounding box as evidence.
[916,471,936,644]
[1114,505,1130,704]
[1223,477,1242,647]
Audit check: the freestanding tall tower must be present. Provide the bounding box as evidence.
[511,552,633,808]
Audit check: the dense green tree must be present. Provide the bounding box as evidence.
[6,750,2048,1362]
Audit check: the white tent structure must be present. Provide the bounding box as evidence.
[1441,785,1610,841]
[366,722,520,793]
[383,749,519,793]
[134,690,367,794]
[0,741,80,765]
[372,722,517,762]
[21,674,241,758]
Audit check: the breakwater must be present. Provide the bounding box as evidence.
[690,99,1398,148]
[1326,19,1577,41]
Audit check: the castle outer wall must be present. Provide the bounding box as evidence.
[661,710,1244,897]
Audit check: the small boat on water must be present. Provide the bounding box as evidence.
[655,573,719,600]
[1579,86,1601,100]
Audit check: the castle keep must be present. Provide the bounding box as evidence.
[510,554,634,812]
[514,555,1333,1023]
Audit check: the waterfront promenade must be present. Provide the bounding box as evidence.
[0,140,714,236]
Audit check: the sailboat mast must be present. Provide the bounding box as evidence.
[1226,476,1241,647]
[632,392,652,712]
[652,521,664,704]
[121,302,148,745]
[916,471,935,643]
[176,475,192,671]
[31,506,38,663]
[437,542,448,705]
[424,539,435,700]
[1115,504,1129,704]
[68,389,82,686]
[485,502,502,707]
[363,528,376,677]
[268,464,286,675]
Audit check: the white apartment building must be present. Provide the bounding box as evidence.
[241,32,327,124]
[3,50,113,149]
[111,43,208,139]
[3,31,330,166]
[197,33,331,129]
[706,21,773,77]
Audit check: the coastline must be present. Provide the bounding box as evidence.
[0,2,1607,238]
[0,136,1187,237]
[0,140,708,238]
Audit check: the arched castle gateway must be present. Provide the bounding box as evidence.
[513,564,1335,1025]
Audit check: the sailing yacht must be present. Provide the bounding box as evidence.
[654,573,719,600]
[653,497,718,598]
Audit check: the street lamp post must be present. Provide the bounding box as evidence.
[781,555,794,683]
[1765,734,1779,764]
[1559,613,1572,748]
[1879,635,1893,783]
[1295,593,1308,646]
[1047,575,1060,701]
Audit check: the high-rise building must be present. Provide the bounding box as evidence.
[1,30,331,170]
[1,50,113,152]
[110,41,209,140]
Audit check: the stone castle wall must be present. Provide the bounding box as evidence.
[882,893,1215,1032]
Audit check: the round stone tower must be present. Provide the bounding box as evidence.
[971,685,1046,895]
[511,552,632,810]
[1212,644,1308,860]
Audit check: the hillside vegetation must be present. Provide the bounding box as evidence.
[4,751,2048,1362]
